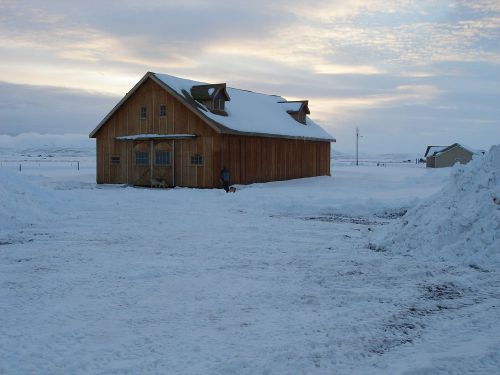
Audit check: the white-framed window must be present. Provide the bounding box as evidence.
[140,106,147,119]
[111,156,121,165]
[191,154,203,165]
[159,105,166,117]
[135,151,149,165]
[155,151,171,166]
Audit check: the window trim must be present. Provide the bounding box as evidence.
[190,153,203,166]
[213,98,225,111]
[159,104,166,117]
[155,150,171,166]
[135,151,149,166]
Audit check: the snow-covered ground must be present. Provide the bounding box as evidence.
[1,145,499,374]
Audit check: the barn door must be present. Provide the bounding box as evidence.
[152,141,173,187]
[132,142,151,186]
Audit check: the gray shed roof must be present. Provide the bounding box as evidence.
[425,145,448,157]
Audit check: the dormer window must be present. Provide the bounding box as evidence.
[297,111,306,123]
[213,98,225,111]
[279,100,310,125]
[191,83,230,116]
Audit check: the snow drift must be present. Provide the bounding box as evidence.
[375,145,500,266]
[0,169,55,236]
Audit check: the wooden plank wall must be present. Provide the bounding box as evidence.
[95,78,218,187]
[221,135,330,185]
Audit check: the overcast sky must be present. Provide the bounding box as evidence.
[0,0,499,153]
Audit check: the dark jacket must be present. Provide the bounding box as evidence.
[220,167,230,183]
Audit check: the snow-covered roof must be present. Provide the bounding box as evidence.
[116,134,196,141]
[427,143,484,158]
[425,146,447,157]
[153,73,334,141]
[455,144,485,155]
[278,101,306,112]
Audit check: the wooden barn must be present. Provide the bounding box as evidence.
[89,72,335,188]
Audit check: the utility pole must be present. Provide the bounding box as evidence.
[356,127,359,166]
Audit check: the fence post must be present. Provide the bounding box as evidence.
[77,161,80,171]
[19,163,22,172]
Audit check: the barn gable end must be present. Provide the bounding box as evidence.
[92,76,220,187]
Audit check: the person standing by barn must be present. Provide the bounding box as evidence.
[220,166,230,193]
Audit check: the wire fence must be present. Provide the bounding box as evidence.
[0,159,82,171]
[334,158,425,166]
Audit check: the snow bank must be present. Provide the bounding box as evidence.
[0,168,54,236]
[375,145,500,266]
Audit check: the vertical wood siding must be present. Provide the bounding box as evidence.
[95,78,218,187]
[221,135,330,185]
[95,77,331,187]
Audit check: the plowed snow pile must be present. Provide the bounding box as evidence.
[376,145,500,266]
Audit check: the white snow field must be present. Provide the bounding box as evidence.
[1,145,499,374]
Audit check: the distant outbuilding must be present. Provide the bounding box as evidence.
[425,143,483,168]
[89,72,335,188]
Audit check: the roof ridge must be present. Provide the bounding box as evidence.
[155,72,285,99]
[226,86,282,98]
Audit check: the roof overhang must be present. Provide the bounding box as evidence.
[424,145,447,157]
[433,143,477,157]
[115,134,197,141]
[219,131,335,142]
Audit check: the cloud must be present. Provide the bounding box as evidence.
[0,81,118,135]
[308,84,442,122]
[0,0,499,153]
[313,63,384,75]
[2,0,499,90]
